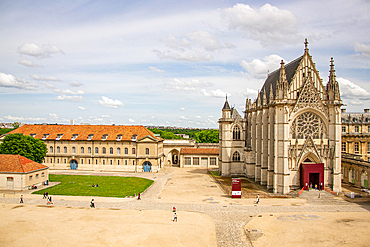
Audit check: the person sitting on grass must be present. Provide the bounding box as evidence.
[92,184,95,187]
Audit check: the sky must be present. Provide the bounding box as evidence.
[1,0,370,128]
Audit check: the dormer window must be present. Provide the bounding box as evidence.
[102,134,108,140]
[30,133,36,138]
[131,134,138,142]
[71,134,79,140]
[87,134,94,140]
[116,134,123,141]
[42,134,49,140]
[56,134,63,140]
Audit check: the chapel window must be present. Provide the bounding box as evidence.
[355,126,359,132]
[117,148,121,154]
[355,142,359,153]
[102,147,106,154]
[49,146,53,153]
[125,148,128,154]
[81,147,84,154]
[232,151,240,161]
[290,111,326,139]
[233,126,241,140]
[110,147,113,154]
[146,148,149,155]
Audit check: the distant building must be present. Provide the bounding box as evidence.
[341,109,370,162]
[0,154,49,190]
[8,124,164,173]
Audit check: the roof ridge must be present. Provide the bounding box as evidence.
[267,55,303,77]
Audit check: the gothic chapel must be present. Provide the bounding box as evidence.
[219,40,342,194]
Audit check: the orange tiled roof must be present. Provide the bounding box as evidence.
[0,154,48,173]
[8,125,162,142]
[180,148,219,155]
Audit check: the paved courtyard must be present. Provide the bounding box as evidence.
[1,167,370,246]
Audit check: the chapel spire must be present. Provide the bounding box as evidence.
[276,60,288,99]
[304,38,309,53]
[326,57,341,100]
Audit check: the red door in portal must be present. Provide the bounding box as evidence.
[300,163,324,190]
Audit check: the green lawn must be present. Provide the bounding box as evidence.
[32,174,153,198]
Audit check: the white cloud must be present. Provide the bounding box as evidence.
[164,78,213,92]
[195,116,201,119]
[180,116,189,120]
[129,118,135,123]
[224,3,299,46]
[56,95,84,102]
[42,82,55,89]
[53,89,85,95]
[19,60,43,68]
[207,118,216,125]
[69,81,83,87]
[149,66,165,73]
[187,30,223,51]
[0,72,38,90]
[30,74,61,81]
[180,107,186,111]
[337,77,370,99]
[154,49,213,62]
[4,115,46,121]
[353,42,370,57]
[78,106,86,111]
[98,96,124,108]
[241,54,284,79]
[18,43,65,59]
[200,89,227,98]
[243,88,259,99]
[208,116,214,118]
[101,115,109,117]
[350,100,363,106]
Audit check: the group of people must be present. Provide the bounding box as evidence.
[43,192,53,204]
[309,182,324,190]
[92,184,99,187]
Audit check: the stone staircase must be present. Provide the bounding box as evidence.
[299,189,351,205]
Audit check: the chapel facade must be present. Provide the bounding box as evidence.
[219,40,342,194]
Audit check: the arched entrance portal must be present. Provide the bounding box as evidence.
[143,161,152,172]
[70,160,78,170]
[167,149,180,167]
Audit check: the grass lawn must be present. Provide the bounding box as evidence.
[32,174,153,198]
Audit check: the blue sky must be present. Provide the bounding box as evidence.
[1,0,370,128]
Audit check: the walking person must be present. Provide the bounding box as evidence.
[173,213,177,222]
[43,192,46,199]
[90,199,95,208]
[20,195,24,203]
[137,193,141,200]
[256,194,260,204]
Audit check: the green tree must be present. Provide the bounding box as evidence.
[0,133,47,163]
[194,129,219,143]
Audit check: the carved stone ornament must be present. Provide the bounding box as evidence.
[291,77,328,118]
[296,136,322,167]
[290,111,327,139]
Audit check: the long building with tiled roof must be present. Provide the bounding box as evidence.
[179,147,219,168]
[8,124,164,173]
[0,154,49,190]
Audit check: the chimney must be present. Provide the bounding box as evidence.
[364,109,369,113]
[341,109,346,113]
[70,119,75,125]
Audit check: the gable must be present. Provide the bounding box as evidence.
[291,76,328,117]
[137,136,158,143]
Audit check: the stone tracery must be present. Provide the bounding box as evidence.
[291,111,326,139]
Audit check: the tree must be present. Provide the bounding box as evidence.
[194,129,219,143]
[0,133,47,163]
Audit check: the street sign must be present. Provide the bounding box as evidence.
[232,178,241,198]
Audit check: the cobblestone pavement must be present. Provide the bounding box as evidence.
[1,169,369,247]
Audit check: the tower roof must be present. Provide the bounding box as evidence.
[222,96,231,110]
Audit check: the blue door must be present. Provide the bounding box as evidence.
[70,160,78,170]
[143,162,151,172]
